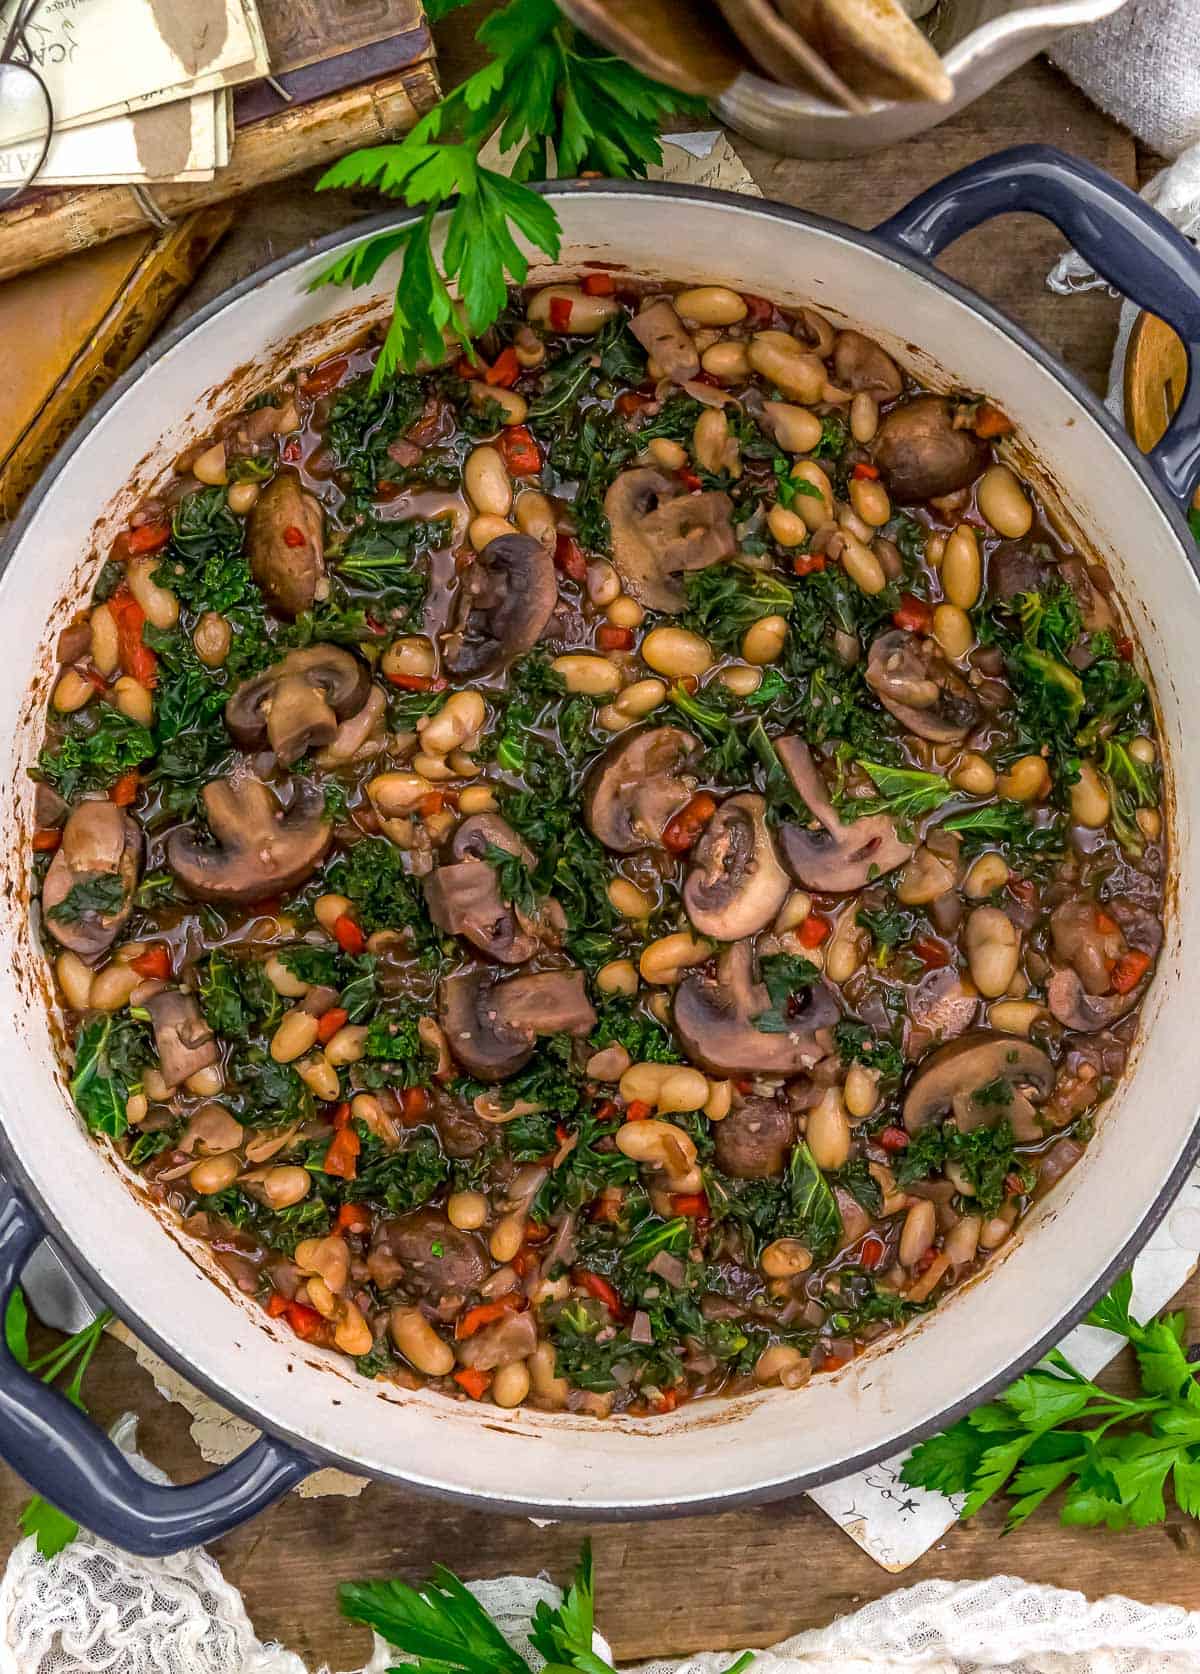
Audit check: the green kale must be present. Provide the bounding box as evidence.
[534,1105,639,1219]
[829,1157,884,1216]
[896,1117,1029,1214]
[37,709,154,801]
[69,1015,153,1139]
[941,798,1065,863]
[198,951,282,1039]
[157,487,257,615]
[361,1004,430,1088]
[751,953,820,1033]
[45,873,127,926]
[850,759,952,823]
[333,516,447,621]
[589,997,681,1065]
[505,1110,559,1161]
[857,903,917,964]
[324,837,434,943]
[832,1019,905,1084]
[708,1140,842,1262]
[326,372,425,507]
[346,1133,449,1215]
[1099,736,1158,857]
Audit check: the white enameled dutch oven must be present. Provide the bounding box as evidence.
[1,146,1199,1556]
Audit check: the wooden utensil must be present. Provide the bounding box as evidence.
[1124,309,1200,518]
[716,0,866,111]
[558,0,748,99]
[777,0,953,102]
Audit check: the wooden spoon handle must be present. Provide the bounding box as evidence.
[716,0,866,111]
[558,0,746,99]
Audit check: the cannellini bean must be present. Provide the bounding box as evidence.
[978,464,1033,537]
[527,284,619,334]
[963,852,1009,898]
[613,677,667,720]
[789,460,835,527]
[989,999,1045,1036]
[596,958,638,996]
[448,1190,488,1231]
[899,1199,936,1268]
[528,1341,569,1407]
[295,1235,350,1294]
[113,675,153,727]
[315,892,353,932]
[951,752,997,796]
[90,963,141,1012]
[334,1302,373,1357]
[492,1359,532,1408]
[255,1166,311,1209]
[186,1063,224,1098]
[693,408,739,477]
[844,1064,880,1119]
[52,669,95,713]
[941,524,981,610]
[125,1093,149,1125]
[775,890,813,933]
[89,604,119,676]
[850,391,879,444]
[607,594,646,630]
[825,915,866,984]
[464,445,512,517]
[305,1277,337,1319]
[551,653,621,696]
[457,785,498,815]
[1070,760,1110,828]
[266,954,310,997]
[382,636,436,681]
[980,1206,1017,1249]
[490,1212,525,1264]
[747,331,825,403]
[615,1118,698,1171]
[641,625,713,679]
[514,327,545,368]
[390,1306,455,1376]
[271,1009,320,1063]
[655,1066,710,1114]
[840,533,887,595]
[418,691,486,756]
[702,340,751,382]
[469,513,517,551]
[965,905,1020,998]
[56,950,93,1010]
[720,663,763,697]
[514,490,556,548]
[639,931,710,985]
[190,1154,239,1195]
[761,1238,813,1278]
[193,610,232,667]
[763,400,822,453]
[768,503,808,548]
[998,754,1051,802]
[192,441,227,486]
[806,1087,851,1170]
[128,556,180,629]
[932,603,973,659]
[1138,807,1162,841]
[608,877,653,918]
[469,380,527,426]
[324,1024,367,1066]
[849,476,891,527]
[944,1214,982,1266]
[411,752,458,782]
[676,285,747,326]
[296,1055,340,1101]
[619,1061,672,1104]
[1130,735,1157,765]
[705,1078,732,1121]
[742,613,788,665]
[227,481,260,516]
[754,1343,812,1388]
[648,438,687,471]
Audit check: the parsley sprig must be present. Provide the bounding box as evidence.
[341,1542,753,1674]
[902,1274,1200,1531]
[312,0,705,384]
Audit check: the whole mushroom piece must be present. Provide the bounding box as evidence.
[247,472,326,618]
[442,533,557,678]
[144,990,220,1090]
[604,468,735,614]
[629,298,700,385]
[584,724,702,854]
[713,1096,795,1179]
[872,395,987,502]
[225,645,373,767]
[902,1030,1055,1136]
[866,629,982,744]
[166,778,331,903]
[424,814,556,964]
[41,801,143,963]
[773,736,913,893]
[673,940,840,1077]
[439,966,596,1081]
[832,330,903,401]
[683,793,789,940]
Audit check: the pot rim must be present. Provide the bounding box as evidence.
[3,177,1197,1517]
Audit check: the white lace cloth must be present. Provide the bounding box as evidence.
[4,1419,1200,1674]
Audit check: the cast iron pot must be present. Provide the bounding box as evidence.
[1,146,1199,1556]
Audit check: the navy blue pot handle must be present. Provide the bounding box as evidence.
[0,1178,314,1555]
[874,143,1200,512]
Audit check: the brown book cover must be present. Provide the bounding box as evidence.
[236,0,432,123]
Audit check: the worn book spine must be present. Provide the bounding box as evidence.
[0,62,439,285]
[0,205,234,517]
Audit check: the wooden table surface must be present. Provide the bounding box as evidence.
[2,28,1191,1671]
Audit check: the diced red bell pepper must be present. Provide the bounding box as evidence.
[283,439,302,463]
[124,520,171,556]
[792,552,826,577]
[301,355,349,396]
[912,934,950,970]
[655,1387,681,1414]
[615,390,654,418]
[335,1203,372,1236]
[852,461,880,480]
[485,346,520,387]
[860,1234,886,1270]
[972,402,1014,439]
[549,295,574,332]
[554,532,587,582]
[453,1367,492,1400]
[108,585,157,688]
[798,914,831,948]
[332,914,366,954]
[400,1086,430,1123]
[284,1301,328,1342]
[662,792,718,855]
[1116,635,1134,662]
[1110,949,1151,995]
[575,1269,623,1314]
[879,1125,910,1152]
[31,828,61,852]
[1094,907,1119,935]
[130,944,171,980]
[892,594,933,634]
[581,272,615,295]
[498,424,541,477]
[283,524,307,548]
[740,292,773,326]
[386,671,440,692]
[109,771,139,807]
[316,1007,349,1045]
[266,1292,289,1317]
[596,624,634,651]
[671,1192,709,1218]
[331,1101,352,1130]
[624,1100,653,1122]
[418,791,445,818]
[456,1293,523,1340]
[678,468,703,493]
[324,1126,361,1180]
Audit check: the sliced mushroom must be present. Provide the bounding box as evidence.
[144,990,220,1090]
[1046,969,1142,1034]
[902,1030,1054,1134]
[987,544,1115,637]
[866,629,982,743]
[455,1308,538,1371]
[247,472,325,618]
[907,966,979,1046]
[41,801,143,963]
[773,736,912,892]
[368,1208,487,1299]
[439,966,596,1081]
[225,646,372,767]
[714,1096,794,1179]
[166,778,331,903]
[630,299,700,384]
[1049,899,1123,996]
[452,813,535,868]
[872,395,987,501]
[422,861,537,966]
[584,725,702,854]
[443,533,556,678]
[684,793,789,939]
[604,469,734,614]
[673,941,840,1077]
[832,330,903,400]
